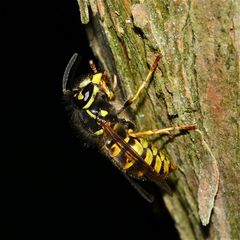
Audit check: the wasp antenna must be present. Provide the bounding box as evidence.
[89,59,98,74]
[62,53,78,92]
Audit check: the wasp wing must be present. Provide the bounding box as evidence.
[122,173,154,203]
[100,119,173,196]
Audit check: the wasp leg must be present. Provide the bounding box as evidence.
[89,59,115,100]
[128,125,197,138]
[117,54,161,114]
[118,118,135,130]
[103,71,118,91]
[100,72,115,100]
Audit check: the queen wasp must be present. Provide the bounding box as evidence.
[63,53,196,202]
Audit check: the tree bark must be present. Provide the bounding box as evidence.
[76,0,240,239]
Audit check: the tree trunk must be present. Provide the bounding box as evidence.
[76,0,240,239]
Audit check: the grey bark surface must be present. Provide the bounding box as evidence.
[76,1,240,239]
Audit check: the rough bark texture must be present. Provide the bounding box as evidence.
[77,0,240,239]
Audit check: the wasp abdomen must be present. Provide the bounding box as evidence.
[109,134,176,179]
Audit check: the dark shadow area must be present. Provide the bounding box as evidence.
[1,1,179,239]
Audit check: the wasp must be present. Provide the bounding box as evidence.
[63,53,196,202]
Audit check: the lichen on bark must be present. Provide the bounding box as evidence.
[76,0,240,239]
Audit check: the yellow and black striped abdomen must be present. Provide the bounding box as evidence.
[110,135,176,179]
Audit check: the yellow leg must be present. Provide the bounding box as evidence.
[117,54,161,114]
[89,60,115,100]
[128,125,196,138]
[99,72,115,100]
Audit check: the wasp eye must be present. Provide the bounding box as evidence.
[73,84,94,108]
[83,90,90,101]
